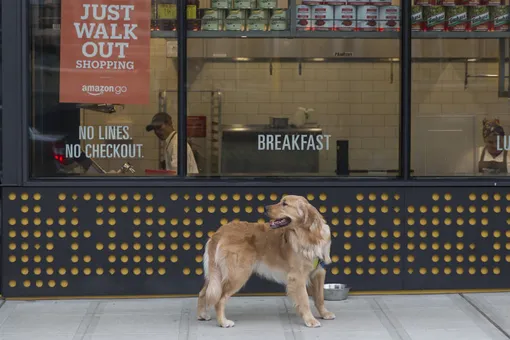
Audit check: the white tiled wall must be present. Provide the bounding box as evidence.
[82,38,509,175]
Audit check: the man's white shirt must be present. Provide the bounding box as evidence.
[164,132,199,174]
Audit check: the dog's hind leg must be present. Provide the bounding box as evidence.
[197,281,212,321]
[215,266,252,328]
[309,268,335,320]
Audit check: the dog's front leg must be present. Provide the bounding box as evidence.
[310,267,336,320]
[287,272,321,328]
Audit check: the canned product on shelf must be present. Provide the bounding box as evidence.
[270,9,288,30]
[446,6,468,31]
[303,0,323,6]
[468,6,490,31]
[414,0,435,6]
[225,9,246,30]
[312,5,334,30]
[326,0,348,5]
[370,0,392,6]
[424,6,446,31]
[380,6,400,31]
[481,0,504,5]
[490,5,510,31]
[457,0,480,6]
[334,5,356,31]
[201,9,225,30]
[437,0,456,6]
[247,9,269,30]
[233,0,257,9]
[357,5,379,31]
[411,6,424,31]
[347,0,370,6]
[259,0,278,9]
[296,5,312,30]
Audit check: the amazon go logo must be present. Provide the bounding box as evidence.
[82,84,128,96]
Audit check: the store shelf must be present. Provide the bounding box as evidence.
[150,30,398,39]
[412,31,510,39]
[190,30,292,38]
[294,31,399,39]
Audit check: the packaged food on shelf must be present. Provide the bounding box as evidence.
[296,5,312,30]
[370,0,392,6]
[457,0,480,6]
[201,9,225,30]
[437,0,456,6]
[334,5,356,31]
[347,0,370,6]
[225,9,246,30]
[259,0,278,9]
[234,0,257,9]
[446,6,468,31]
[411,6,424,30]
[312,5,334,30]
[212,0,232,9]
[247,9,269,30]
[380,6,400,31]
[414,0,434,6]
[468,6,490,30]
[187,0,200,31]
[481,0,504,5]
[490,5,509,31]
[270,9,288,30]
[357,5,379,31]
[424,6,445,31]
[156,0,177,31]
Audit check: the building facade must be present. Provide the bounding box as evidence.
[2,0,510,298]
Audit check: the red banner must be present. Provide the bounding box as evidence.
[59,0,151,104]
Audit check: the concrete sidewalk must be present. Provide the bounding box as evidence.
[0,293,509,340]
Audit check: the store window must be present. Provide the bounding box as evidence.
[30,0,401,178]
[184,0,401,177]
[30,0,182,177]
[411,4,510,176]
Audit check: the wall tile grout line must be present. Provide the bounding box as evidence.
[460,293,510,340]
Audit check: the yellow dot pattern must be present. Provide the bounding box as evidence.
[3,189,509,295]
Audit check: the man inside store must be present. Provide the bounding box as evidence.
[146,112,199,174]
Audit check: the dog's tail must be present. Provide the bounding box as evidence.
[203,239,223,307]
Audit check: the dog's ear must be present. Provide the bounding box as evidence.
[298,200,309,223]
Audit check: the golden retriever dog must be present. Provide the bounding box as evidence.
[196,195,335,328]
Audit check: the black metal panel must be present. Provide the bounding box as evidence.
[1,0,25,185]
[404,188,510,290]
[2,187,405,297]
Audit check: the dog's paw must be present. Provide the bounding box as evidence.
[304,317,321,328]
[197,313,211,321]
[219,319,235,328]
[321,311,336,320]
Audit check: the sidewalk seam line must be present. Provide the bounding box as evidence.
[460,293,510,340]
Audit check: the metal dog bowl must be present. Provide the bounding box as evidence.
[324,283,351,301]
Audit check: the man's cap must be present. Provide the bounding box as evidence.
[146,112,171,132]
